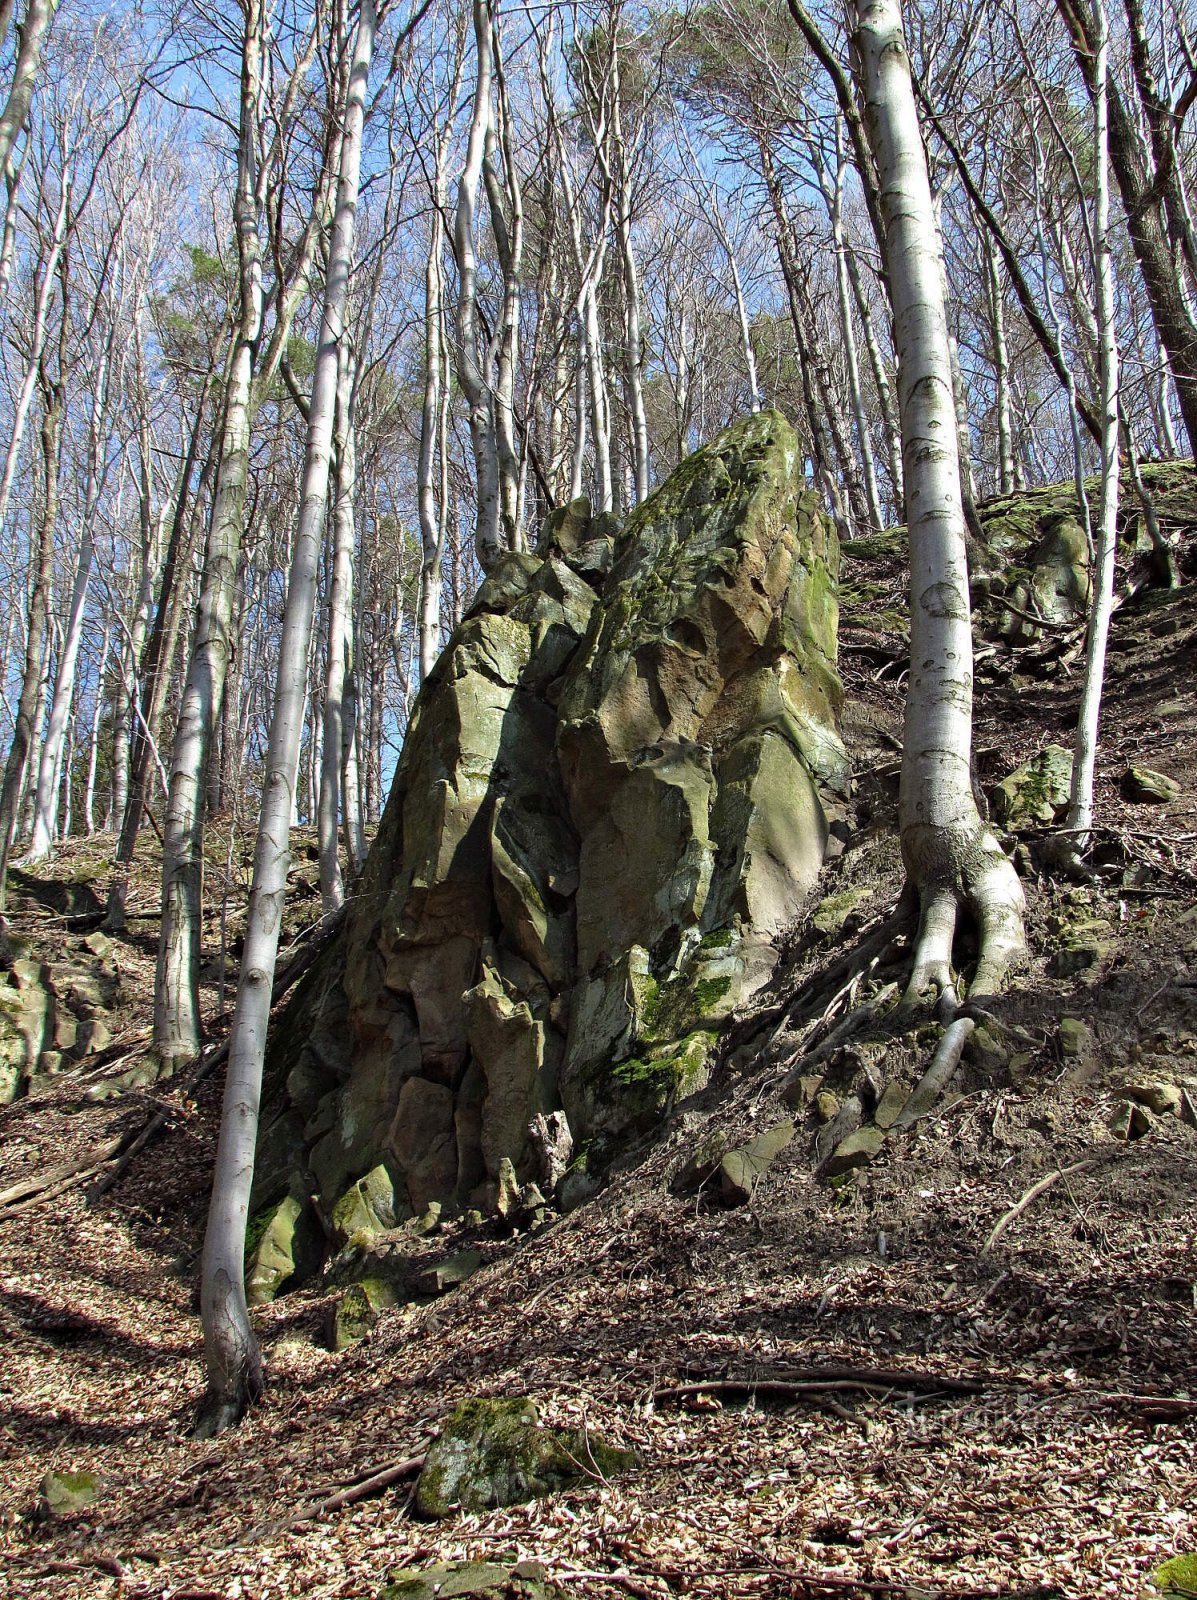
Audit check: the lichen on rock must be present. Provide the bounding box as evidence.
[261,411,846,1263]
[413,1396,635,1518]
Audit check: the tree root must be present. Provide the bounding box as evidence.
[901,840,1026,1010]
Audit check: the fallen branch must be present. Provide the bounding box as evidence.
[0,1139,122,1208]
[655,1364,984,1407]
[246,1453,425,1543]
[981,1158,1100,1253]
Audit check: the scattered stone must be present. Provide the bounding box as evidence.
[718,1119,795,1205]
[1121,1080,1183,1117]
[671,1128,731,1193]
[779,1071,824,1112]
[412,1250,484,1298]
[330,1278,398,1351]
[40,1469,98,1516]
[413,1396,635,1518]
[330,1163,404,1247]
[407,1202,443,1237]
[872,1082,908,1131]
[245,1190,323,1305]
[82,931,113,960]
[813,1090,840,1124]
[965,1025,1010,1074]
[380,1558,564,1600]
[1109,1100,1158,1140]
[1058,1018,1093,1060]
[75,1016,112,1056]
[1049,938,1114,978]
[495,1157,521,1221]
[811,887,870,935]
[820,1125,886,1178]
[1120,766,1180,804]
[990,745,1073,829]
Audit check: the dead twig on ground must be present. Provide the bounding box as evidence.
[654,1365,985,1407]
[245,1453,425,1543]
[981,1158,1102,1253]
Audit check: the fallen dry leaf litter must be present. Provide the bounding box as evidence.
[1,548,1195,1600]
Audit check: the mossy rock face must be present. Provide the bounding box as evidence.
[1157,1553,1197,1597]
[380,1559,565,1600]
[266,411,844,1250]
[990,745,1074,829]
[414,1397,636,1519]
[245,1188,323,1305]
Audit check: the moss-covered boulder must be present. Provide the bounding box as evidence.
[245,1187,323,1305]
[990,745,1074,829]
[264,412,844,1257]
[380,1559,565,1600]
[1156,1553,1197,1598]
[414,1396,635,1518]
[40,1469,98,1516]
[328,1275,402,1350]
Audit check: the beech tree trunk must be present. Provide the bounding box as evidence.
[155,4,266,1073]
[1064,0,1121,846]
[853,0,1024,1002]
[197,0,376,1436]
[0,378,61,911]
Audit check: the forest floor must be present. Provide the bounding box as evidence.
[1,527,1196,1600]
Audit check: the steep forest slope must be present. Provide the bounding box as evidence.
[0,457,1195,1600]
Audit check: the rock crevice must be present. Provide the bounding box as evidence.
[255,411,847,1288]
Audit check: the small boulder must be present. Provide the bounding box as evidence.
[820,1125,886,1178]
[1121,1080,1183,1118]
[1155,1553,1197,1599]
[330,1163,404,1248]
[1058,1018,1093,1061]
[412,1249,482,1298]
[1121,766,1179,804]
[718,1119,795,1205]
[381,1558,564,1600]
[40,1469,98,1517]
[873,1081,907,1131]
[990,745,1073,829]
[329,1277,398,1351]
[413,1396,635,1518]
[671,1128,731,1194]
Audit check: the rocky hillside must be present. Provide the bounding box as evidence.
[1,432,1195,1600]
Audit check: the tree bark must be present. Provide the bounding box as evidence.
[197,0,376,1435]
[853,0,1025,1003]
[155,2,266,1073]
[0,378,61,911]
[1064,0,1120,847]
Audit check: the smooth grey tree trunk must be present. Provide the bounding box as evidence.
[1064,0,1120,847]
[197,0,376,1435]
[0,382,60,911]
[853,0,1025,1002]
[28,327,115,861]
[0,0,60,187]
[317,339,359,914]
[155,3,266,1073]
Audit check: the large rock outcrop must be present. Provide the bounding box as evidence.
[255,412,847,1275]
